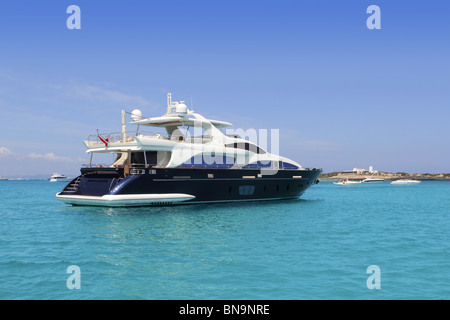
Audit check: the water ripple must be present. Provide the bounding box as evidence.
[0,180,449,299]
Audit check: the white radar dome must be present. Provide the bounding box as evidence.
[131,109,142,122]
[175,102,188,115]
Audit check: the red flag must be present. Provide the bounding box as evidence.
[98,134,109,146]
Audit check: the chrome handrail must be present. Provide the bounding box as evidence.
[87,131,213,145]
[87,131,169,144]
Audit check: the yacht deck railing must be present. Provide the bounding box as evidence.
[86,131,212,145]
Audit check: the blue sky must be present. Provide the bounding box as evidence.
[0,0,449,177]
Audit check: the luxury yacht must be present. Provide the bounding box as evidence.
[56,93,322,206]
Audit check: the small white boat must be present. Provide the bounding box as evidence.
[362,177,384,183]
[391,179,421,185]
[50,173,70,182]
[334,179,361,186]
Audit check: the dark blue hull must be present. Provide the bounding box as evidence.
[57,167,321,206]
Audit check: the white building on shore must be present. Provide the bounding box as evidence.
[353,166,379,174]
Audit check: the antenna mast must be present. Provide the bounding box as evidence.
[167,92,172,114]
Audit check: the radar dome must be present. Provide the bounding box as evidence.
[131,109,142,121]
[175,102,188,115]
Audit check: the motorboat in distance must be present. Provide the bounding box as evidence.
[391,179,421,185]
[50,173,70,182]
[334,179,361,186]
[362,177,385,183]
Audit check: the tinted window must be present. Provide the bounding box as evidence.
[279,161,299,170]
[225,142,266,154]
[130,151,158,166]
[130,152,145,165]
[179,155,235,168]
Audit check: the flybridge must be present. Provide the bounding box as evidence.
[130,93,232,129]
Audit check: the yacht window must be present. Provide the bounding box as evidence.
[239,185,255,196]
[130,152,145,166]
[225,142,266,154]
[145,151,158,166]
[278,161,299,170]
[130,151,158,167]
[180,155,235,168]
[242,161,273,169]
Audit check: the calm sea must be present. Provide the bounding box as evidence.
[0,179,449,300]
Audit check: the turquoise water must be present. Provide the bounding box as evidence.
[0,180,449,299]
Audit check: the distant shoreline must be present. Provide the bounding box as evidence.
[319,172,450,181]
[0,178,75,181]
[2,173,450,182]
[0,178,52,181]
